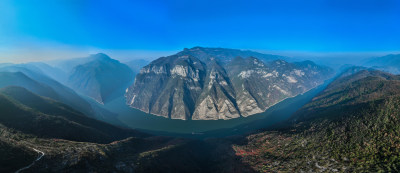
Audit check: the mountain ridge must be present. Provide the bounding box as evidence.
[126,47,334,120]
[233,69,400,172]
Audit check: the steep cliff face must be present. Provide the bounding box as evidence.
[126,47,334,120]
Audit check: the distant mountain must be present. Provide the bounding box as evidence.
[364,54,400,74]
[179,47,289,63]
[22,62,69,84]
[67,53,134,104]
[0,72,59,100]
[234,69,400,172]
[126,47,334,120]
[0,86,145,143]
[0,62,68,83]
[0,67,96,119]
[124,59,150,74]
[47,56,98,74]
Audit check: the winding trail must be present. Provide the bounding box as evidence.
[15,148,45,173]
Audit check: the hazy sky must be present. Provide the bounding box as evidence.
[0,0,399,63]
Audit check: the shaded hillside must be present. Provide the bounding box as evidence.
[0,72,59,100]
[0,137,37,173]
[0,67,96,119]
[0,87,250,172]
[0,86,145,144]
[233,70,400,172]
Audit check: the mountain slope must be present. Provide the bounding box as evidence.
[126,47,334,120]
[68,53,134,104]
[21,62,69,84]
[0,86,145,143]
[364,54,400,74]
[0,72,59,100]
[234,69,400,172]
[5,69,400,172]
[0,87,223,172]
[0,137,37,173]
[0,67,96,119]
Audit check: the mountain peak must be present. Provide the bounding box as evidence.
[89,53,112,61]
[127,48,334,120]
[67,53,133,104]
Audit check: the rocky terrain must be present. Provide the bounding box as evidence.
[233,68,400,172]
[126,47,334,120]
[1,62,400,172]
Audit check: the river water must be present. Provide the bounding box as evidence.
[93,80,330,139]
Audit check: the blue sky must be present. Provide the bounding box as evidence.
[0,0,399,63]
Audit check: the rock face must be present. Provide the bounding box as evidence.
[126,47,334,120]
[68,53,134,104]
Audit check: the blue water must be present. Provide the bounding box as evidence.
[89,80,330,139]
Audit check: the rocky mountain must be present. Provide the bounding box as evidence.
[233,69,400,172]
[67,53,134,104]
[126,47,334,120]
[3,68,400,172]
[364,54,400,74]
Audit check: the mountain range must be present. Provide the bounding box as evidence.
[2,65,399,172]
[364,54,400,74]
[0,54,145,123]
[126,47,334,120]
[1,47,400,172]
